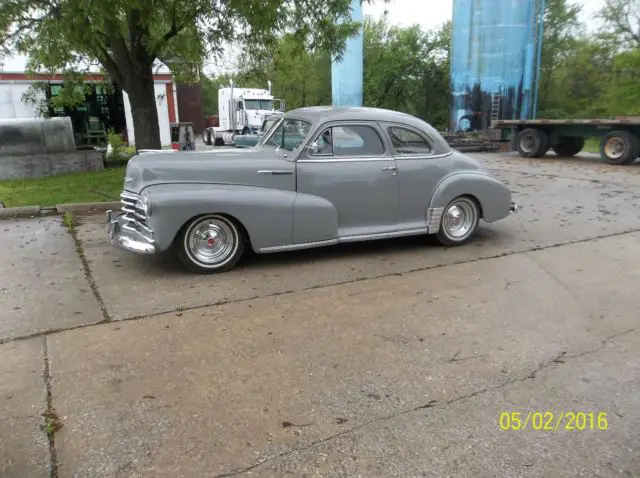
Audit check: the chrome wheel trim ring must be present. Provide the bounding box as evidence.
[442,198,477,241]
[604,137,625,160]
[520,134,536,153]
[184,216,239,268]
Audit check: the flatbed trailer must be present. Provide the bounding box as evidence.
[491,118,640,165]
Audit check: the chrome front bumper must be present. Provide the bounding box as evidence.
[510,202,519,214]
[106,210,156,254]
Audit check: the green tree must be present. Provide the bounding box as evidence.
[201,73,240,117]
[537,0,583,114]
[597,0,640,50]
[0,0,387,150]
[363,15,450,129]
[234,34,332,110]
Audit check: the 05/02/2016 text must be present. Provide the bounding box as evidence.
[498,411,609,431]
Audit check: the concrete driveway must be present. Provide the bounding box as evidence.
[1,152,639,477]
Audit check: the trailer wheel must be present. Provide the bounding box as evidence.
[600,131,640,165]
[551,136,585,157]
[516,128,549,158]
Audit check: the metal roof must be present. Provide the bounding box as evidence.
[284,106,451,154]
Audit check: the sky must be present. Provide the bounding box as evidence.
[1,0,606,74]
[362,0,605,33]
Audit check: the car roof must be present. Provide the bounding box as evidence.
[286,106,422,125]
[284,106,451,153]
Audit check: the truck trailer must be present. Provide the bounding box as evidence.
[492,118,640,165]
[203,80,285,147]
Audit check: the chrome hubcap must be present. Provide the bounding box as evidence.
[604,138,625,159]
[443,200,476,239]
[521,134,535,153]
[186,217,237,266]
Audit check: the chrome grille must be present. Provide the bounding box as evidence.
[120,191,153,241]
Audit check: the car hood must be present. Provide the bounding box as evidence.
[123,147,293,193]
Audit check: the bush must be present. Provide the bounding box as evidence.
[107,129,127,160]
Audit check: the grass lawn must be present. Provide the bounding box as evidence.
[0,166,126,208]
[584,137,600,153]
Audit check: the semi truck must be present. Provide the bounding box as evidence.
[492,118,640,165]
[203,80,285,146]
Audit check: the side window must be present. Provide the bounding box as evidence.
[388,126,432,155]
[237,101,243,110]
[311,125,385,157]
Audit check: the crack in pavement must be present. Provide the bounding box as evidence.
[42,336,59,478]
[1,227,639,347]
[65,216,111,322]
[212,327,639,478]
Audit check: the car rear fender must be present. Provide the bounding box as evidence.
[427,172,512,224]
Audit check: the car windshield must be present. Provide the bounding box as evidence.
[262,117,280,134]
[244,99,273,110]
[262,118,313,151]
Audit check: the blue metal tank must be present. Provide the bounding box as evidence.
[331,0,364,107]
[450,0,545,132]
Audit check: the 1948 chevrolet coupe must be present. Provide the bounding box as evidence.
[107,106,518,273]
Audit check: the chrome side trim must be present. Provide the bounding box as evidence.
[257,170,294,175]
[393,151,454,160]
[426,207,444,234]
[339,228,427,243]
[259,238,339,253]
[257,228,428,253]
[297,156,393,163]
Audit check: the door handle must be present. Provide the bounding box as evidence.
[381,166,397,171]
[257,170,293,175]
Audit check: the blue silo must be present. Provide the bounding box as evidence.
[450,0,546,132]
[331,0,364,106]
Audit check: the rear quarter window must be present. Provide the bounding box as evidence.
[388,126,433,155]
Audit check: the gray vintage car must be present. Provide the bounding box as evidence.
[107,106,518,273]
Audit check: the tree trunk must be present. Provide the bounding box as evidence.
[126,66,162,151]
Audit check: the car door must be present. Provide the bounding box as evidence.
[296,121,399,238]
[382,123,452,230]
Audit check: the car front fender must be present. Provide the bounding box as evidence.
[428,172,513,224]
[142,183,296,252]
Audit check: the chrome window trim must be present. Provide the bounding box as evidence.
[306,121,389,160]
[298,156,395,163]
[383,122,448,157]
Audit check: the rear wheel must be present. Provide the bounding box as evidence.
[516,128,550,158]
[551,136,585,157]
[176,214,245,274]
[600,131,640,165]
[435,196,480,247]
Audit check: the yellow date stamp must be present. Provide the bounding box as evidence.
[499,411,609,431]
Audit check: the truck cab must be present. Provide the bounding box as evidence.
[204,81,285,146]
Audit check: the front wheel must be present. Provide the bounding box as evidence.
[176,214,245,273]
[435,196,480,247]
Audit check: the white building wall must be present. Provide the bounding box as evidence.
[122,82,172,147]
[0,83,44,119]
[0,80,174,147]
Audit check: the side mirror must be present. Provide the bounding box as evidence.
[308,141,319,155]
